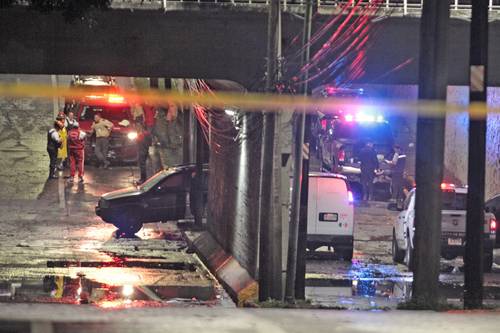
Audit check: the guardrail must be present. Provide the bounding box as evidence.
[116,0,500,14]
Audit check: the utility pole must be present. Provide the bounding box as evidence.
[295,1,315,301]
[412,0,449,308]
[193,119,204,228]
[258,0,281,301]
[285,0,313,302]
[464,0,488,309]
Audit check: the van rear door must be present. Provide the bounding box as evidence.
[315,177,353,236]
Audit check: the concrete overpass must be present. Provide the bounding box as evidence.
[2,3,500,89]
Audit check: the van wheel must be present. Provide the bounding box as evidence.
[484,252,493,273]
[392,229,405,263]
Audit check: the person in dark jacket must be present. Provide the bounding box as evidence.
[47,120,63,179]
[135,121,152,185]
[358,141,379,201]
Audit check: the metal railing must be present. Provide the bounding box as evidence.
[116,0,500,14]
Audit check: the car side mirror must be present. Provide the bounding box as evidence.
[387,202,403,211]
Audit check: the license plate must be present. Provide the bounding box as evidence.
[319,213,339,222]
[448,238,462,246]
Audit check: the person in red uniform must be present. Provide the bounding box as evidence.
[67,123,87,183]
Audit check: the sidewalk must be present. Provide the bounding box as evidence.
[1,305,499,333]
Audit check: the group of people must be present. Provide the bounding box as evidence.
[47,111,87,183]
[46,109,153,185]
[358,142,407,202]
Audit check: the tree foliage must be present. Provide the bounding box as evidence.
[0,0,112,20]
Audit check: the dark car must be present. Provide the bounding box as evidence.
[96,165,207,235]
[485,194,500,248]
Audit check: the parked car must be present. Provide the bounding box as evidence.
[96,165,207,235]
[485,194,500,248]
[307,172,355,261]
[391,184,497,272]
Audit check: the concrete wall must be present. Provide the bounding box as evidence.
[0,75,60,199]
[445,87,500,200]
[207,112,262,278]
[5,8,500,86]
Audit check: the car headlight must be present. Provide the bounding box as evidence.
[127,131,138,141]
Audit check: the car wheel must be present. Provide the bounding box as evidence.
[113,212,143,237]
[484,252,493,273]
[404,231,414,271]
[392,229,405,263]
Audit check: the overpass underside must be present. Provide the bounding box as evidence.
[2,5,500,88]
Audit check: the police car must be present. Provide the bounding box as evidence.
[391,183,497,271]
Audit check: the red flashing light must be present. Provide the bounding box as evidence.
[491,218,497,233]
[348,191,354,204]
[338,149,345,163]
[108,94,125,104]
[440,183,455,191]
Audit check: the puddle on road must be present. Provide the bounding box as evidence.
[306,273,500,309]
[0,272,218,308]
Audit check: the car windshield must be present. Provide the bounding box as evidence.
[80,105,131,122]
[442,192,467,210]
[139,170,173,192]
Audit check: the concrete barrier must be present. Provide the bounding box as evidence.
[183,230,258,306]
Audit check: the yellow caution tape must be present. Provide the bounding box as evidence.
[0,82,495,119]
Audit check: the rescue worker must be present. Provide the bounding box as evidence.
[135,121,152,185]
[65,111,78,130]
[385,145,406,202]
[67,123,86,183]
[91,114,113,168]
[359,141,379,202]
[56,115,68,170]
[47,120,63,179]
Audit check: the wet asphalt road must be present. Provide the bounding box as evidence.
[1,93,499,310]
[305,201,500,309]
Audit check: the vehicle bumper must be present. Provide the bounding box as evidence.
[95,206,113,223]
[307,234,354,249]
[441,237,495,258]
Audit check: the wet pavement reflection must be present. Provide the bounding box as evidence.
[306,258,500,309]
[0,272,218,308]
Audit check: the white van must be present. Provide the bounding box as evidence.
[307,172,355,260]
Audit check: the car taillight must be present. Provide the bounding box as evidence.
[348,191,354,204]
[490,218,497,233]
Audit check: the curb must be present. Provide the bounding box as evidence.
[183,229,258,306]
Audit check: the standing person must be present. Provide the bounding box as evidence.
[56,115,68,170]
[135,121,152,185]
[386,145,406,202]
[67,123,86,183]
[47,121,63,179]
[65,111,78,130]
[91,114,113,168]
[358,141,379,202]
